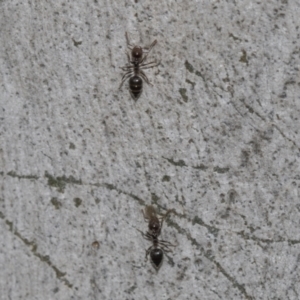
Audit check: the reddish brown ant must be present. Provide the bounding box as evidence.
[119,32,160,100]
[139,205,176,270]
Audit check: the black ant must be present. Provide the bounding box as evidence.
[119,32,160,100]
[139,205,176,270]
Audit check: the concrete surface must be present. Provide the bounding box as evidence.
[1,0,300,299]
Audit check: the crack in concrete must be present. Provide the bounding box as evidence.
[0,211,73,288]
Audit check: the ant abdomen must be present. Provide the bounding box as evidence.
[129,75,143,99]
[150,248,163,270]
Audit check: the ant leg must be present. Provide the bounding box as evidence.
[140,39,157,63]
[121,64,134,71]
[141,208,150,223]
[159,209,176,231]
[119,72,133,89]
[162,246,173,253]
[145,245,153,261]
[161,246,173,253]
[145,39,157,52]
[125,32,134,49]
[139,60,160,69]
[136,228,147,238]
[140,70,152,86]
[143,40,157,56]
[137,229,153,242]
[158,240,177,253]
[121,69,133,79]
[126,51,131,63]
[158,239,177,248]
[121,49,131,64]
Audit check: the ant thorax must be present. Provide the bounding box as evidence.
[131,46,143,64]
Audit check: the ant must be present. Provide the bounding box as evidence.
[119,32,160,100]
[138,205,176,270]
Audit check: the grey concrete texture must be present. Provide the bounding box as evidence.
[1,0,300,299]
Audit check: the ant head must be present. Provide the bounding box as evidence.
[131,46,143,63]
[148,219,161,236]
